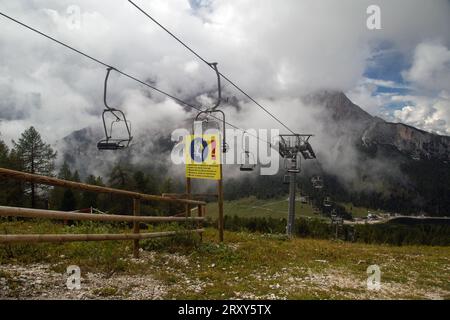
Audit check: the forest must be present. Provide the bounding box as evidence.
[1,126,449,220]
[0,127,185,216]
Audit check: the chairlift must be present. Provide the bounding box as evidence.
[240,151,256,171]
[311,175,324,189]
[240,132,256,172]
[285,157,300,173]
[97,67,132,150]
[323,196,332,207]
[192,62,228,153]
[300,195,309,204]
[299,140,316,159]
[279,134,316,163]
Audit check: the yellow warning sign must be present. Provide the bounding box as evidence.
[185,134,221,180]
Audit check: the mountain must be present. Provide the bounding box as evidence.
[59,91,450,216]
[294,91,450,216]
[306,91,450,161]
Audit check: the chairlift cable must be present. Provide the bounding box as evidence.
[128,0,296,135]
[0,11,276,151]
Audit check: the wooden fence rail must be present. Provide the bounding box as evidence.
[0,168,205,205]
[0,206,204,223]
[0,167,206,257]
[0,230,204,243]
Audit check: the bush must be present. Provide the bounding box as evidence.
[216,215,450,246]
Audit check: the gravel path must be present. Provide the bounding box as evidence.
[0,263,167,300]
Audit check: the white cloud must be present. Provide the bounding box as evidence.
[346,78,396,116]
[390,93,450,135]
[0,0,449,150]
[402,41,450,92]
[386,41,450,135]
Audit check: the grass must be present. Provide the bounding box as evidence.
[205,196,328,219]
[205,197,381,220]
[0,219,449,299]
[341,203,387,218]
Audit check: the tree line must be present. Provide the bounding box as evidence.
[2,126,448,218]
[0,127,184,216]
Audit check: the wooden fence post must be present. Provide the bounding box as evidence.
[133,198,141,258]
[197,204,203,242]
[185,177,192,217]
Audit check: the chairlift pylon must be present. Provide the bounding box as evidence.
[97,67,133,150]
[279,134,316,160]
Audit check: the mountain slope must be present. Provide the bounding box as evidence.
[59,91,450,215]
[306,91,450,161]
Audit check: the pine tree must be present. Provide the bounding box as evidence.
[0,137,25,206]
[50,161,82,211]
[0,138,8,167]
[12,127,57,208]
[0,138,10,204]
[108,164,131,189]
[108,164,133,214]
[60,189,76,211]
[80,175,104,209]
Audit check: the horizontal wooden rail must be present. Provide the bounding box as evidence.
[0,206,204,223]
[0,229,204,243]
[0,168,205,206]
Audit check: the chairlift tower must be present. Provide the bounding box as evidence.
[279,134,316,237]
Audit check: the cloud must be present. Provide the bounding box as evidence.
[0,0,449,185]
[346,78,394,116]
[390,92,450,136]
[402,41,450,93]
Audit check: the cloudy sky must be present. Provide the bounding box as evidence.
[0,0,449,149]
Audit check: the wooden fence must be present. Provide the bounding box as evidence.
[0,168,206,257]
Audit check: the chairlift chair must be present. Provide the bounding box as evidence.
[285,157,300,173]
[192,62,228,153]
[323,196,332,207]
[240,132,256,172]
[311,175,324,189]
[240,151,256,171]
[97,67,133,150]
[97,109,132,150]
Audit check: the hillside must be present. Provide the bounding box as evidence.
[205,197,373,219]
[57,91,450,216]
[0,221,449,300]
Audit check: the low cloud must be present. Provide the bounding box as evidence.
[0,0,449,190]
[402,41,450,93]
